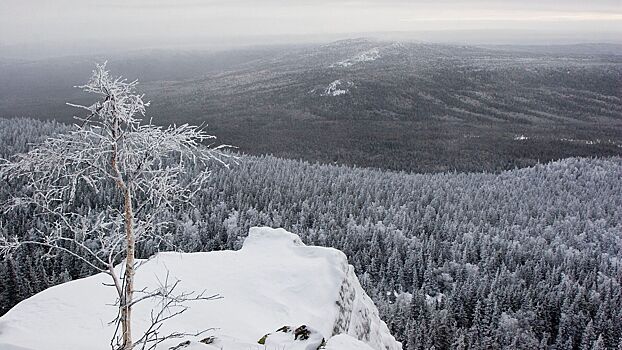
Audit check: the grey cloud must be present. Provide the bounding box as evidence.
[1,0,620,52]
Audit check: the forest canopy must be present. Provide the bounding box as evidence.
[0,117,621,349]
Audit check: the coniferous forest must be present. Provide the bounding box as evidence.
[1,117,620,349]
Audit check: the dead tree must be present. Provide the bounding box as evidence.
[0,63,233,349]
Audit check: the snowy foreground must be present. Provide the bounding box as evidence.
[0,227,401,350]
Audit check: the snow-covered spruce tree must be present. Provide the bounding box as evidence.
[0,63,232,349]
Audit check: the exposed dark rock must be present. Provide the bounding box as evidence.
[258,334,269,345]
[294,325,311,340]
[169,340,191,350]
[199,336,216,344]
[277,325,292,333]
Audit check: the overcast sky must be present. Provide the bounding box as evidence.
[1,0,621,52]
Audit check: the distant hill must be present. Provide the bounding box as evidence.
[1,39,621,172]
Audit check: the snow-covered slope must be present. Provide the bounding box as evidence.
[0,227,401,350]
[331,48,381,67]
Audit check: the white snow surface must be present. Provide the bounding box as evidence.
[262,326,325,350]
[325,334,375,350]
[321,80,354,97]
[331,48,381,67]
[0,227,401,350]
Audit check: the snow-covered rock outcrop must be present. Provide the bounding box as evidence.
[320,79,354,96]
[0,227,401,350]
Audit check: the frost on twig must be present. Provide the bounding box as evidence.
[108,272,222,350]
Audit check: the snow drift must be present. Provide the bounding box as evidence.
[0,227,401,350]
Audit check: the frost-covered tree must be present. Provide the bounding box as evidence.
[0,63,232,349]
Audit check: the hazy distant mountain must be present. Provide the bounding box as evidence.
[1,39,620,172]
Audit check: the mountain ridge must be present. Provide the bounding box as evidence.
[1,39,619,172]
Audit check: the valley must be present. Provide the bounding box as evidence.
[2,39,621,172]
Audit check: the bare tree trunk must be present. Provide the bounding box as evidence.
[122,187,135,350]
[108,111,135,350]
